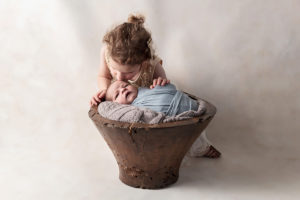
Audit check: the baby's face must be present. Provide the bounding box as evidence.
[106,81,138,104]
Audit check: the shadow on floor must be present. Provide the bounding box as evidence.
[176,144,300,191]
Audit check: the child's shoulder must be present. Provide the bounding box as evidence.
[100,44,110,66]
[148,55,162,67]
[100,44,108,55]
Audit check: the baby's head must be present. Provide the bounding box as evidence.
[106,80,138,104]
[103,14,153,80]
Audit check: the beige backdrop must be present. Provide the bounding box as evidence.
[1,0,299,199]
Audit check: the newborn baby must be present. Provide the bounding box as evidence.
[105,80,198,116]
[105,80,221,158]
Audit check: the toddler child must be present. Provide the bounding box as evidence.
[90,14,220,158]
[90,14,169,106]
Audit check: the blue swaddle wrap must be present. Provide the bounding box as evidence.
[132,84,198,116]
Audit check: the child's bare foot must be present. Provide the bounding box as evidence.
[203,145,221,158]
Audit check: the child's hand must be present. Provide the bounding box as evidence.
[150,77,170,89]
[90,89,107,106]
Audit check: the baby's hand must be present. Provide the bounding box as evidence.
[90,89,107,106]
[150,77,170,89]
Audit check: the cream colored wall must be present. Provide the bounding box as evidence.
[153,0,300,151]
[1,0,300,199]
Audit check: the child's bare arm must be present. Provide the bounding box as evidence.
[98,45,112,90]
[151,61,170,89]
[153,61,167,79]
[90,46,112,106]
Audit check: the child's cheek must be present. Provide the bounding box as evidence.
[126,73,135,80]
[124,74,131,79]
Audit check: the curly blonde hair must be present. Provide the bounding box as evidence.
[103,14,153,65]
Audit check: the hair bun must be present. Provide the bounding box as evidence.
[128,14,145,25]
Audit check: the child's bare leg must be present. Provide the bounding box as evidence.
[187,131,221,158]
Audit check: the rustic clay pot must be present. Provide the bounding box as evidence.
[88,94,216,189]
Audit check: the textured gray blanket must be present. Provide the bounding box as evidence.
[98,99,208,124]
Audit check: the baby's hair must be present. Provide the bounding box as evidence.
[103,14,153,65]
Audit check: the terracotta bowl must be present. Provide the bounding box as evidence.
[88,94,216,189]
